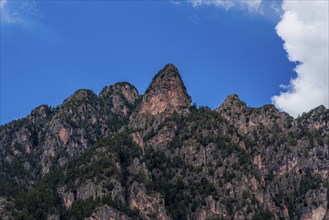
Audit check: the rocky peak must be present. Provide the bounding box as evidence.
[216,95,292,133]
[29,105,52,122]
[300,105,328,120]
[99,82,139,106]
[299,105,329,129]
[99,82,139,117]
[136,64,191,116]
[216,94,247,114]
[62,89,97,107]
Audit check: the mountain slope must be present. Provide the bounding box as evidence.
[0,64,328,220]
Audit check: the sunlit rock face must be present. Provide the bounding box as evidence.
[129,64,191,132]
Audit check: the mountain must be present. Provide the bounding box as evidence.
[0,64,328,220]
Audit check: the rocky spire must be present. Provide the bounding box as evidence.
[128,64,191,133]
[135,64,191,116]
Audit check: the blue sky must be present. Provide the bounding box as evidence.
[1,0,328,124]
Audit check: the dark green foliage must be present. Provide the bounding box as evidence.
[223,169,235,182]
[143,147,218,219]
[101,195,140,218]
[14,170,62,220]
[0,162,27,197]
[252,213,262,220]
[63,198,96,220]
[9,132,142,220]
[299,169,322,195]
[107,115,128,132]
[143,127,157,141]
[60,132,141,188]
[0,149,34,197]
[243,136,257,148]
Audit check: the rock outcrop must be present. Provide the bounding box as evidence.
[129,64,191,131]
[86,205,132,220]
[99,82,139,118]
[136,64,191,116]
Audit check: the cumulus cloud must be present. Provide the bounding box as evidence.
[189,0,262,11]
[272,0,329,117]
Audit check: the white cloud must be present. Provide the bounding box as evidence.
[271,0,329,117]
[189,0,262,12]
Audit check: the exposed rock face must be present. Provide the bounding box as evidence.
[86,205,132,220]
[77,181,105,201]
[0,197,12,220]
[47,214,60,220]
[57,187,75,209]
[128,182,169,220]
[129,64,191,131]
[99,82,139,117]
[300,105,328,130]
[0,64,328,220]
[303,206,326,220]
[0,82,140,192]
[216,94,292,134]
[300,187,328,220]
[217,94,247,114]
[137,64,191,116]
[29,104,53,124]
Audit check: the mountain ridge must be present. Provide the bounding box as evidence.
[2,63,326,125]
[0,64,328,220]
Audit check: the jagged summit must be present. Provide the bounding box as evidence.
[99,82,139,117]
[302,105,328,116]
[135,64,191,116]
[99,82,138,96]
[223,94,244,103]
[30,105,51,116]
[63,89,97,104]
[216,94,247,114]
[299,104,329,128]
[217,94,284,115]
[161,63,178,73]
[128,64,191,132]
[99,82,139,105]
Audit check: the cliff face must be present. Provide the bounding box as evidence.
[0,83,139,188]
[129,64,191,132]
[136,64,191,116]
[0,64,328,220]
